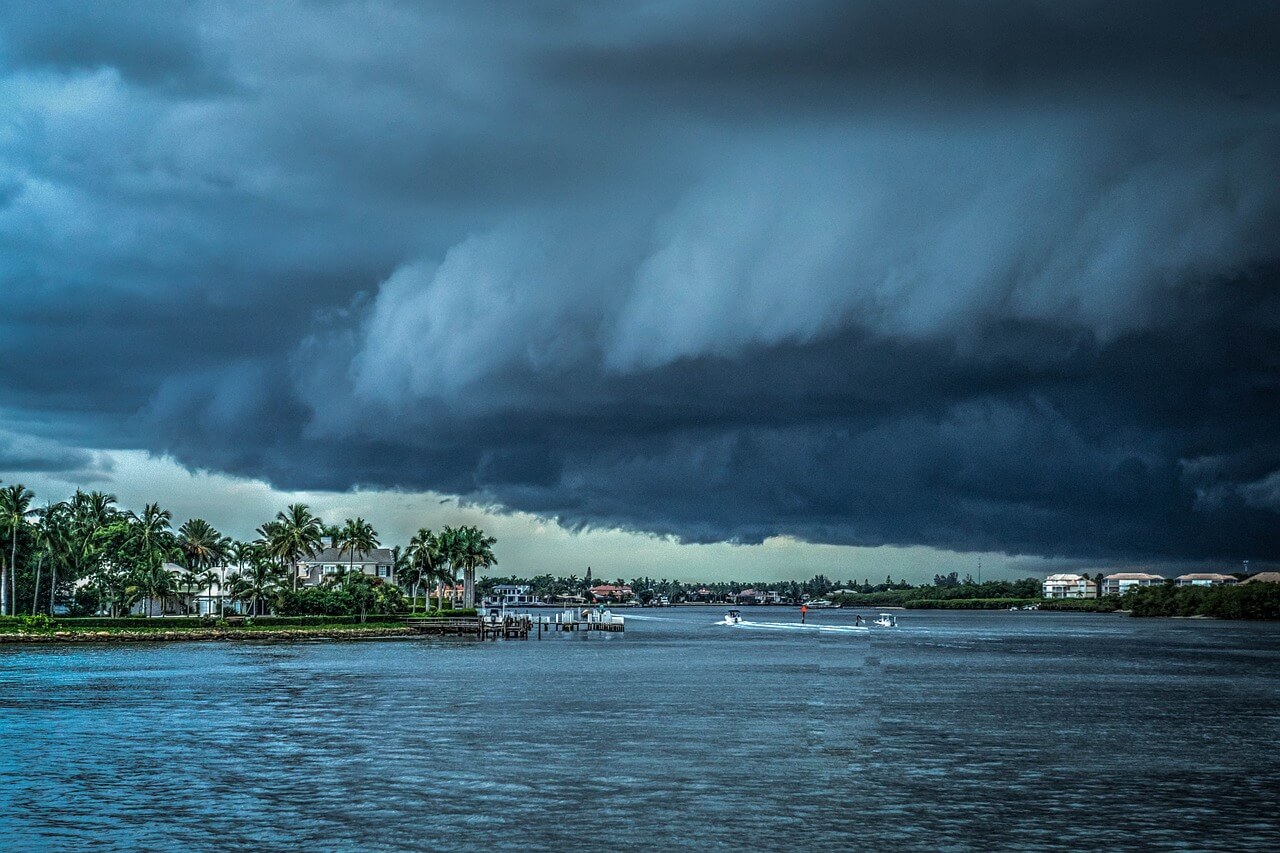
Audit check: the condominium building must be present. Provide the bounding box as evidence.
[1042,573,1099,599]
[1100,572,1166,596]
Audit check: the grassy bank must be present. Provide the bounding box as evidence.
[0,614,416,642]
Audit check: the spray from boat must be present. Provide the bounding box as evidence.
[720,608,898,632]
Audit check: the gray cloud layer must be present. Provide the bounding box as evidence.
[2,1,1278,560]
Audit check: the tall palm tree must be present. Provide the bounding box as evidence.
[177,518,229,613]
[226,557,283,616]
[335,517,379,579]
[33,501,73,615]
[68,490,116,613]
[1,482,36,616]
[177,518,228,572]
[198,568,221,616]
[125,503,175,617]
[388,544,413,609]
[139,561,179,616]
[407,527,443,612]
[267,505,324,592]
[437,526,463,608]
[455,526,497,609]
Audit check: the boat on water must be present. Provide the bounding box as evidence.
[873,613,898,628]
[805,599,841,609]
[724,609,742,625]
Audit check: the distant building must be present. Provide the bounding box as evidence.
[488,584,536,606]
[1101,572,1166,596]
[1174,573,1238,588]
[298,547,396,587]
[1242,572,1280,585]
[1042,573,1099,599]
[589,584,634,602]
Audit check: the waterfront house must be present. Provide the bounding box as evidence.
[1042,573,1099,599]
[488,584,537,606]
[1101,572,1167,596]
[1174,573,1238,587]
[589,583,634,602]
[298,547,396,587]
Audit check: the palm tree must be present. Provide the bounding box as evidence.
[32,501,74,615]
[226,557,283,616]
[456,526,497,609]
[388,544,413,609]
[267,505,324,591]
[336,517,380,579]
[437,526,462,608]
[126,503,175,616]
[1,482,36,616]
[67,490,116,613]
[406,527,443,612]
[198,568,221,616]
[139,561,179,616]
[177,518,229,614]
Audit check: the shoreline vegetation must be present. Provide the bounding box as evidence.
[1,482,1275,635]
[0,482,495,621]
[0,613,477,643]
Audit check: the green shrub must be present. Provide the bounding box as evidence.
[18,613,54,633]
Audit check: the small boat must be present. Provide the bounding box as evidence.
[724,609,742,625]
[873,613,897,628]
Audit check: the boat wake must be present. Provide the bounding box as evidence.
[722,619,869,634]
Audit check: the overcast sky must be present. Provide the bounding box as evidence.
[2,1,1278,580]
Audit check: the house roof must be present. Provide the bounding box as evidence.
[1044,573,1093,582]
[1175,573,1237,581]
[1243,572,1280,584]
[590,584,632,594]
[1103,572,1166,581]
[303,547,394,564]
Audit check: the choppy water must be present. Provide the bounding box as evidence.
[2,608,1279,851]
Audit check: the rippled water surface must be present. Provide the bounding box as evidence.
[3,608,1279,851]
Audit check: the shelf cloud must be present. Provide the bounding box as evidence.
[2,0,1278,561]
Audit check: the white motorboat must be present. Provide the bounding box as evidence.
[724,609,743,625]
[873,613,897,628]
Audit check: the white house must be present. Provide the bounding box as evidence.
[1101,572,1166,596]
[1174,573,1238,588]
[488,584,537,606]
[1042,573,1099,599]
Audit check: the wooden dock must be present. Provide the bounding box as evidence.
[402,611,624,640]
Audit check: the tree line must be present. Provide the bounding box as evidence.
[0,481,495,618]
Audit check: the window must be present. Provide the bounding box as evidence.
[323,565,338,575]
[377,565,391,578]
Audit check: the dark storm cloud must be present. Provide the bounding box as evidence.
[1,1,1279,562]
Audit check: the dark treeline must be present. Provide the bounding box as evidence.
[478,571,1038,604]
[1126,584,1280,619]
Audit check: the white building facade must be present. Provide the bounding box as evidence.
[1174,573,1238,588]
[1101,572,1166,596]
[1042,574,1099,599]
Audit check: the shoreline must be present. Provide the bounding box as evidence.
[0,626,417,644]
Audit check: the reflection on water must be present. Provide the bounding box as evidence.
[2,609,1279,851]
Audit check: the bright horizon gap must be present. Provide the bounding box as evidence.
[0,449,1254,583]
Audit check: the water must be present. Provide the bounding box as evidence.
[2,608,1278,851]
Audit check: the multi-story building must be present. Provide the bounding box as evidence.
[298,547,396,587]
[1100,572,1166,596]
[488,584,537,606]
[1174,573,1238,588]
[1042,573,1099,599]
